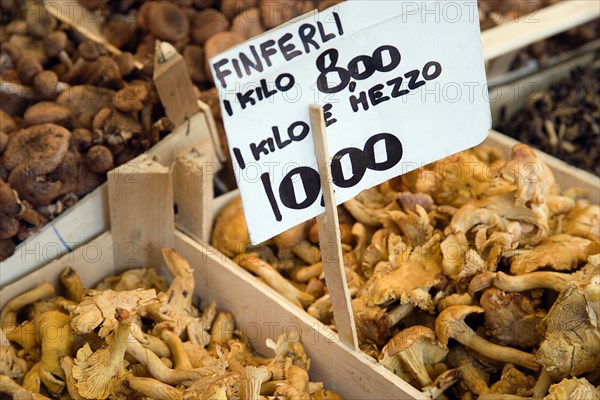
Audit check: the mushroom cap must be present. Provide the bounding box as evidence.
[8,164,63,207]
[0,110,18,134]
[3,123,71,175]
[0,214,19,240]
[384,325,439,356]
[43,31,68,58]
[191,8,230,45]
[0,239,16,262]
[435,305,484,346]
[16,55,43,85]
[0,180,20,216]
[221,0,257,19]
[57,85,115,128]
[231,7,265,40]
[211,197,250,257]
[78,40,104,62]
[24,102,71,126]
[84,145,114,174]
[183,45,207,84]
[113,81,149,113]
[204,31,245,81]
[204,31,245,60]
[145,1,190,42]
[0,132,7,154]
[32,70,60,100]
[273,222,308,249]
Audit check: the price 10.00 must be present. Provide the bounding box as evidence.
[260,133,403,221]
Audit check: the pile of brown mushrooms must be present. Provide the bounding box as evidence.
[212,143,600,398]
[0,248,340,399]
[0,1,176,260]
[498,60,600,176]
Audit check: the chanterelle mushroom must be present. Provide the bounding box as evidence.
[211,197,250,257]
[0,328,27,379]
[536,275,600,376]
[378,325,448,388]
[544,377,600,400]
[509,234,591,275]
[73,308,133,399]
[360,234,444,312]
[71,288,157,338]
[435,305,538,370]
[145,248,213,345]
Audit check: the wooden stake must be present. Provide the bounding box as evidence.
[153,41,201,128]
[309,104,359,351]
[173,142,218,242]
[482,0,600,61]
[108,155,175,268]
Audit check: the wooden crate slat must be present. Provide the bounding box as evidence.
[482,0,600,61]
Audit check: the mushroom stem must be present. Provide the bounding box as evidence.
[0,375,51,400]
[421,368,459,399]
[143,333,172,358]
[532,368,553,398]
[0,79,40,100]
[22,362,41,392]
[235,253,314,308]
[126,376,183,400]
[59,267,84,302]
[461,327,537,370]
[210,312,235,349]
[1,283,55,327]
[292,240,321,265]
[388,303,415,326]
[126,339,204,385]
[293,262,323,283]
[60,356,84,400]
[161,331,192,369]
[1,79,68,100]
[5,321,37,351]
[57,50,73,68]
[241,366,272,400]
[436,306,538,371]
[494,271,573,293]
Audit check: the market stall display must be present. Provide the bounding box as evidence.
[212,142,600,398]
[1,1,599,399]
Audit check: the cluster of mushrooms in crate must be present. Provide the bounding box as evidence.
[0,248,340,399]
[213,143,600,399]
[499,60,600,176]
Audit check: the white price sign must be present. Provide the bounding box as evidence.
[210,0,491,244]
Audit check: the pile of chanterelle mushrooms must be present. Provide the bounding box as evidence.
[212,143,600,399]
[0,248,340,399]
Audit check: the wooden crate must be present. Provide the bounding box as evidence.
[0,105,218,287]
[0,156,423,400]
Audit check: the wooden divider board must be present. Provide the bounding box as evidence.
[0,109,214,287]
[108,157,175,268]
